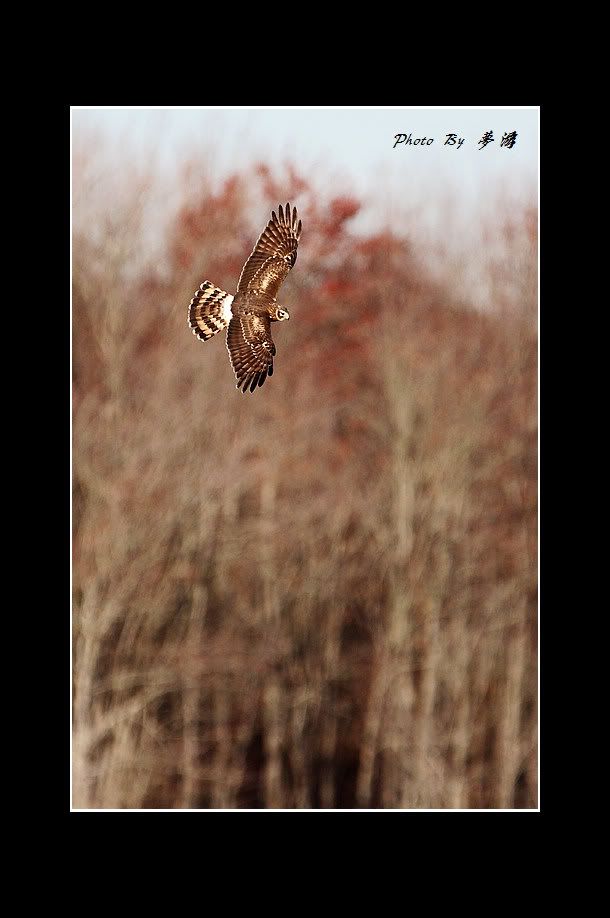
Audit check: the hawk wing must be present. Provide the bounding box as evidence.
[226,314,276,393]
[237,203,302,298]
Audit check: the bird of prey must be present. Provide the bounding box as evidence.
[188,203,302,393]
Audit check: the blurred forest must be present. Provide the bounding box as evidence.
[72,148,537,809]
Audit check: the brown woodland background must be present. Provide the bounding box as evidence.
[72,147,537,809]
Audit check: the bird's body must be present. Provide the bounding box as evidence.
[188,203,302,393]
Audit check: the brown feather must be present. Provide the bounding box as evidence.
[226,315,275,393]
[236,203,301,299]
[187,281,233,341]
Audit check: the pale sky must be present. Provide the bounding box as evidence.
[73,106,537,201]
[72,107,538,279]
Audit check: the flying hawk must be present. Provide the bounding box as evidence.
[188,203,302,393]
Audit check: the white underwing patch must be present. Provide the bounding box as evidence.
[221,295,234,323]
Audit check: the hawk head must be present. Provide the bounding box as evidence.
[273,305,290,322]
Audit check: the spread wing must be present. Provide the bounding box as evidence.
[237,203,302,298]
[226,314,276,393]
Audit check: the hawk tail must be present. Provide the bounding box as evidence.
[188,281,234,341]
